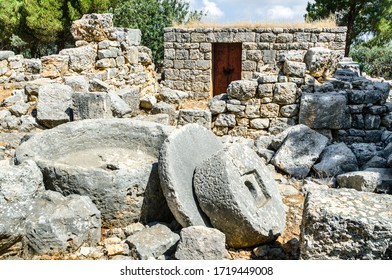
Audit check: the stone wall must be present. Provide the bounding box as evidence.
[162,27,347,98]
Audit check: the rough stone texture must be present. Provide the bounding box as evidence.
[159,124,224,227]
[299,92,350,129]
[300,186,392,259]
[305,47,342,78]
[64,75,89,92]
[271,125,328,179]
[108,91,132,117]
[116,87,140,116]
[364,168,392,194]
[283,61,306,78]
[151,102,176,125]
[72,92,112,120]
[36,83,73,128]
[71,13,114,42]
[177,109,212,129]
[273,82,297,105]
[15,119,174,228]
[227,80,258,101]
[160,87,189,104]
[313,143,358,177]
[350,143,378,167]
[194,144,286,248]
[0,160,44,204]
[175,226,228,260]
[336,171,382,192]
[125,223,179,260]
[59,45,97,72]
[25,190,101,255]
[41,55,69,79]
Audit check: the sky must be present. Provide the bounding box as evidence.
[188,0,313,24]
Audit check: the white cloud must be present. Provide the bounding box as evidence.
[202,0,224,18]
[266,5,295,21]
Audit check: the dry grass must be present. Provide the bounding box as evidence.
[0,89,12,103]
[174,14,337,29]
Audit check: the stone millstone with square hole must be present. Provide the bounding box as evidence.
[193,143,286,248]
[159,124,224,227]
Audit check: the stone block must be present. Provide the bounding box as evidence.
[72,92,112,120]
[283,61,306,78]
[71,13,114,42]
[178,109,212,129]
[273,82,297,105]
[215,113,236,127]
[59,45,97,72]
[227,80,258,101]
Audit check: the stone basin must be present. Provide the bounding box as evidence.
[15,119,174,228]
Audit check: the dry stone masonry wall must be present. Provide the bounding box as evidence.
[163,27,347,98]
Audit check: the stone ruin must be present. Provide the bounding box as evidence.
[1,14,392,260]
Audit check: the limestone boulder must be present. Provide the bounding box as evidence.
[115,87,140,116]
[15,119,174,228]
[271,125,328,179]
[350,143,378,167]
[125,223,179,260]
[364,168,392,194]
[299,92,350,129]
[175,226,228,260]
[59,45,97,72]
[177,109,212,129]
[41,55,69,79]
[72,92,112,120]
[336,171,382,192]
[160,87,189,104]
[283,61,306,78]
[108,91,132,117]
[313,143,358,177]
[159,124,224,227]
[227,80,258,101]
[194,144,286,248]
[71,13,114,42]
[304,47,343,78]
[273,82,297,105]
[300,187,392,259]
[64,75,89,92]
[36,83,73,128]
[25,190,101,255]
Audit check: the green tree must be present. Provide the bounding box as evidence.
[305,0,392,55]
[0,0,23,49]
[110,0,203,68]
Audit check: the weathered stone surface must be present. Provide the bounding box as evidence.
[362,156,387,169]
[299,92,350,129]
[283,61,306,78]
[19,116,39,132]
[160,87,189,104]
[126,223,179,260]
[9,102,30,117]
[140,95,157,110]
[300,187,392,259]
[194,144,286,248]
[89,78,110,92]
[71,13,114,42]
[36,84,73,128]
[215,113,236,127]
[271,125,328,178]
[108,91,132,117]
[177,109,212,129]
[304,47,342,78]
[25,190,101,255]
[64,75,89,92]
[112,28,141,46]
[72,92,112,120]
[313,143,358,177]
[15,119,174,228]
[364,168,392,194]
[273,82,297,105]
[227,80,258,101]
[175,226,228,260]
[350,143,378,167]
[41,55,69,79]
[152,102,176,125]
[0,160,44,204]
[208,94,227,114]
[116,87,140,116]
[159,124,224,227]
[59,45,97,72]
[0,51,15,61]
[24,78,55,101]
[336,171,382,192]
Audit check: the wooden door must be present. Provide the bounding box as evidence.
[212,43,242,96]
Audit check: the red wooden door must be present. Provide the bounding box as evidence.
[213,43,242,96]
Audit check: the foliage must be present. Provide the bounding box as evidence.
[0,0,110,57]
[110,0,203,68]
[350,44,392,79]
[304,0,392,55]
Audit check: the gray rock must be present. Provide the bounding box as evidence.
[175,226,228,260]
[177,109,212,129]
[336,171,382,192]
[271,125,328,179]
[152,102,176,125]
[273,82,297,105]
[215,113,236,127]
[116,87,140,116]
[350,143,378,167]
[59,45,97,72]
[108,91,132,117]
[0,51,15,61]
[160,87,189,104]
[132,114,170,126]
[194,144,286,248]
[71,13,114,42]
[125,223,179,260]
[64,75,89,92]
[268,118,296,135]
[36,84,73,128]
[227,80,258,101]
[25,190,101,255]
[112,28,141,46]
[15,119,174,228]
[364,168,392,194]
[1,90,27,107]
[313,143,358,177]
[9,102,30,117]
[72,92,112,120]
[19,116,39,132]
[140,95,157,110]
[208,94,227,114]
[300,187,392,259]
[24,78,55,101]
[304,47,342,78]
[299,92,350,129]
[0,114,20,130]
[0,160,44,204]
[362,156,387,169]
[159,124,224,227]
[283,61,306,78]
[89,78,110,92]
